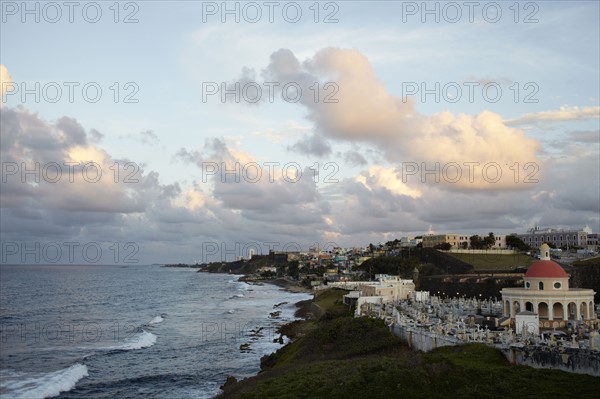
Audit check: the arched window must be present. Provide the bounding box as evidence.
[539,281,544,290]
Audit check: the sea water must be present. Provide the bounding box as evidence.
[0,264,311,398]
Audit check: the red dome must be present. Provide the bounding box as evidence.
[525,260,568,278]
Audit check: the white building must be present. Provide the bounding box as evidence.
[517,226,591,249]
[360,276,415,303]
[339,275,416,316]
[422,234,469,248]
[515,311,540,335]
[399,236,423,248]
[492,235,508,249]
[423,233,507,249]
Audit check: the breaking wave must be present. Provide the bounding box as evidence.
[0,363,88,399]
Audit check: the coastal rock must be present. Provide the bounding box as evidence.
[272,334,284,344]
[260,353,277,370]
[220,376,237,390]
[249,327,264,337]
[240,343,252,352]
[269,311,281,319]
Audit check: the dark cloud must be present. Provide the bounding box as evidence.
[342,150,368,166]
[288,133,332,157]
[567,130,600,143]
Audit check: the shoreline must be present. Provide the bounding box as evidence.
[238,275,313,294]
[217,276,315,395]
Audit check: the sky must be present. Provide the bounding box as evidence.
[0,0,599,264]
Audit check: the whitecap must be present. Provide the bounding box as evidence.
[148,316,164,325]
[0,363,88,399]
[115,330,157,350]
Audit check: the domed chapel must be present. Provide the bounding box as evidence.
[501,244,596,329]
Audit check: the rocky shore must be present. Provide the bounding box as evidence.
[239,275,312,294]
[215,288,600,398]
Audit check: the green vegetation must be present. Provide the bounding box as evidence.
[313,288,350,319]
[218,288,598,398]
[355,256,427,279]
[201,256,285,274]
[572,256,600,268]
[447,252,534,270]
[506,234,530,251]
[434,242,453,250]
[570,256,600,302]
[469,232,496,249]
[222,343,598,399]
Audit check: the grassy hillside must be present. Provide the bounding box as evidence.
[217,289,599,398]
[446,252,534,270]
[221,344,598,399]
[569,256,600,302]
[572,256,600,267]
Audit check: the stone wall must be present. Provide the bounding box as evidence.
[501,346,600,377]
[449,249,516,255]
[390,324,460,352]
[391,323,600,377]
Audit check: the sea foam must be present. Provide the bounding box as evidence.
[0,363,88,399]
[116,330,157,350]
[148,315,164,325]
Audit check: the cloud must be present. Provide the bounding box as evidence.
[253,120,310,144]
[505,105,600,126]
[0,107,153,214]
[288,133,332,157]
[177,138,325,217]
[119,130,160,145]
[342,150,368,166]
[140,130,160,145]
[0,64,13,106]
[567,130,600,143]
[355,166,421,199]
[228,47,542,190]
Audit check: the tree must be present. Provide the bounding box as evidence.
[470,235,483,249]
[287,260,300,279]
[482,232,495,249]
[506,234,529,251]
[434,242,452,251]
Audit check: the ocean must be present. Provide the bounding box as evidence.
[0,264,311,398]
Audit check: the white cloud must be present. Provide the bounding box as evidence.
[355,166,421,199]
[505,105,600,125]
[0,64,13,107]
[231,47,542,190]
